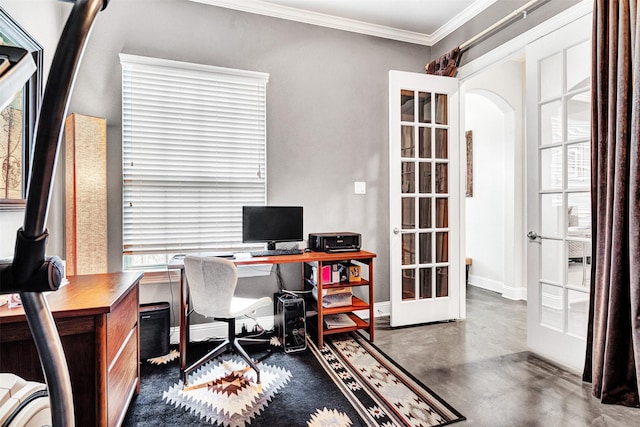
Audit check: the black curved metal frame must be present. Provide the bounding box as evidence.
[0,1,108,425]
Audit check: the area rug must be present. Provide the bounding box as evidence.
[163,356,292,426]
[311,332,465,426]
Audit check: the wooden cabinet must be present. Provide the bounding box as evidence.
[0,271,142,427]
[303,251,375,347]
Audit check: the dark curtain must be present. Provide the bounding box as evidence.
[583,0,640,407]
[424,47,461,77]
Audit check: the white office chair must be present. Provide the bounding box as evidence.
[182,256,272,387]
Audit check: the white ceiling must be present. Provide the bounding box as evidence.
[189,0,498,46]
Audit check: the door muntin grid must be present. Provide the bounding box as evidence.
[537,39,591,339]
[400,89,450,302]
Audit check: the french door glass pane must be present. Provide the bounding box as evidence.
[401,90,414,122]
[418,92,432,123]
[567,40,591,92]
[540,193,562,237]
[541,146,563,190]
[435,198,448,228]
[540,283,563,330]
[567,92,590,141]
[419,127,432,158]
[419,162,431,193]
[540,239,563,283]
[567,241,591,288]
[540,52,562,100]
[401,126,415,157]
[436,231,448,262]
[567,192,591,231]
[435,128,448,159]
[436,266,448,297]
[435,163,448,193]
[540,100,562,145]
[419,198,431,228]
[567,142,590,188]
[419,232,432,263]
[401,197,415,229]
[401,162,415,193]
[568,289,588,338]
[402,269,415,300]
[402,233,415,265]
[435,94,448,124]
[419,267,432,299]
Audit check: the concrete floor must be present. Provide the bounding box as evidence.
[373,286,638,426]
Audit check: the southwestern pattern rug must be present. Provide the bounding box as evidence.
[309,332,465,426]
[123,334,464,426]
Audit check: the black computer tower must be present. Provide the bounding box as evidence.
[139,302,170,360]
[274,294,307,353]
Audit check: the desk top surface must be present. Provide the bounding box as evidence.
[168,249,376,269]
[0,271,143,322]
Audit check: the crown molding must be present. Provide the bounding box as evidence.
[430,0,497,45]
[189,0,491,46]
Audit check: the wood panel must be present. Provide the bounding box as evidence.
[64,113,107,275]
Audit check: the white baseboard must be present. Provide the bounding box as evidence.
[468,274,527,301]
[169,301,391,345]
[501,285,527,301]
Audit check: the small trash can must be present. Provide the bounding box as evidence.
[139,302,170,360]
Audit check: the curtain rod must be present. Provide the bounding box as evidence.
[459,0,552,52]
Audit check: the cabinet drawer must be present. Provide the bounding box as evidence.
[107,285,139,364]
[107,326,138,427]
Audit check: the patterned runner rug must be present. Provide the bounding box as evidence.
[310,332,465,427]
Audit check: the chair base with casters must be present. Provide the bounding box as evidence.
[181,256,272,390]
[182,317,268,388]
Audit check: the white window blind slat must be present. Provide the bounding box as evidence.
[121,54,268,256]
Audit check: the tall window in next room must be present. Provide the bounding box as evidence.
[120,54,269,270]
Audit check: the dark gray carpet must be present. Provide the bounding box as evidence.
[122,340,366,426]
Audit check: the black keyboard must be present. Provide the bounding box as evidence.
[249,248,303,257]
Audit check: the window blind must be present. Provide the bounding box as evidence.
[120,54,268,255]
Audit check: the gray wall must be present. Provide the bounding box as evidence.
[62,0,431,309]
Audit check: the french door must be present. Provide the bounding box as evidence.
[525,14,592,372]
[389,71,462,327]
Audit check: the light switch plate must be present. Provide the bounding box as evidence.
[354,181,366,194]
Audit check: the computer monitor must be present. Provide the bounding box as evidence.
[242,206,303,250]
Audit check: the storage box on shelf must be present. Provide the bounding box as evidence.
[303,251,375,347]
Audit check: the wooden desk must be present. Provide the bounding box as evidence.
[0,271,143,427]
[169,250,376,375]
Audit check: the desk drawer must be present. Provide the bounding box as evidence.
[107,285,139,364]
[107,325,138,427]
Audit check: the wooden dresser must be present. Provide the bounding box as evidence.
[0,271,142,427]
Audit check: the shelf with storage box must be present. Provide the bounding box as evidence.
[303,250,375,347]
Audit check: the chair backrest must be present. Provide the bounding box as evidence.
[183,256,238,318]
